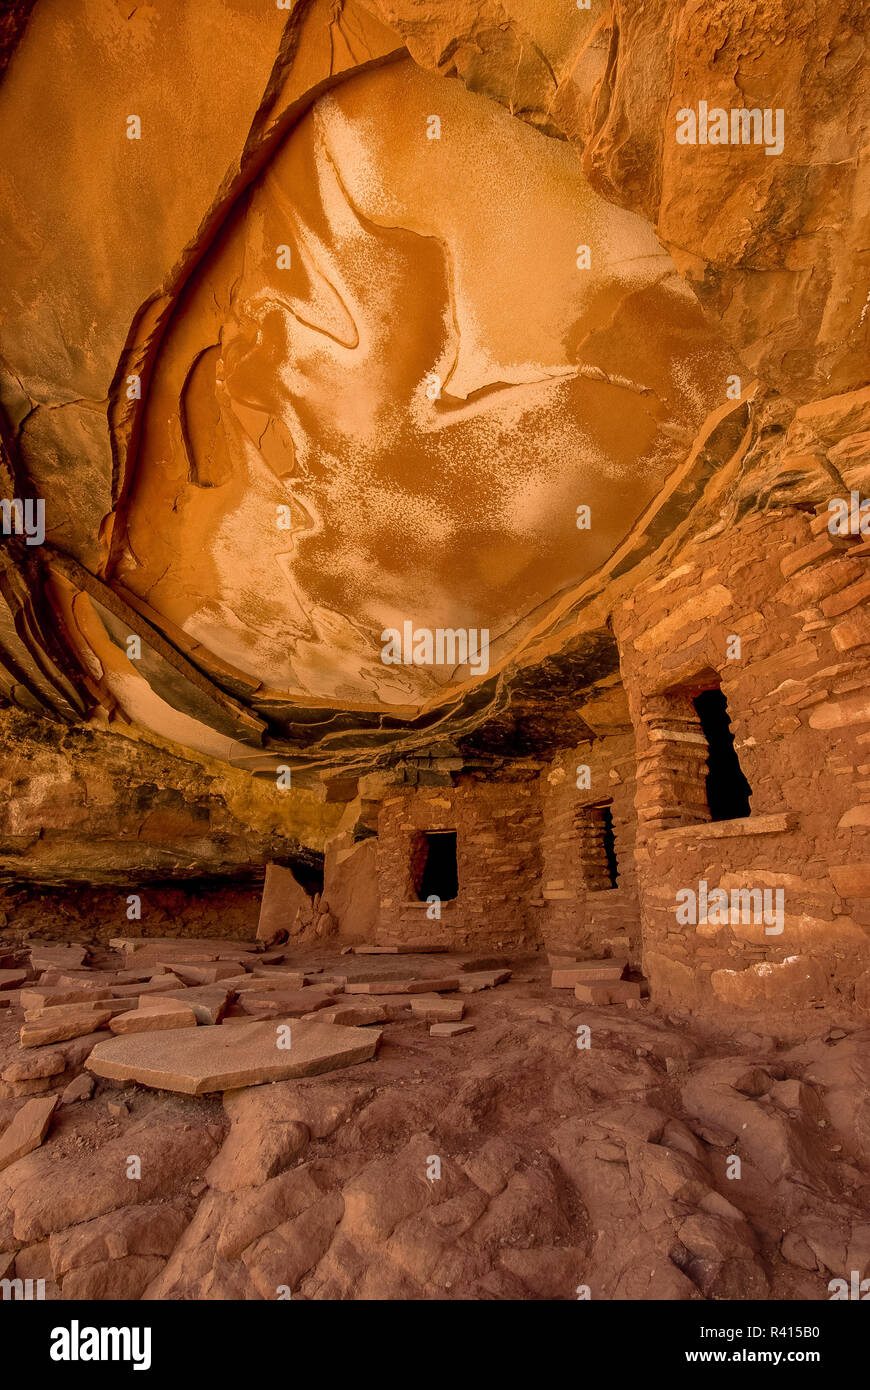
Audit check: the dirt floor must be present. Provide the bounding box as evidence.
[1,944,867,1301]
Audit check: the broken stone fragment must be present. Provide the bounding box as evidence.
[0,969,27,990]
[144,985,233,1025]
[429,1022,475,1038]
[354,943,448,954]
[410,995,465,1022]
[55,967,167,987]
[459,956,510,972]
[317,1002,388,1027]
[20,1003,114,1047]
[2,1048,67,1084]
[236,990,337,1018]
[109,974,186,998]
[352,995,414,1020]
[345,977,460,995]
[551,959,628,988]
[547,952,586,968]
[60,1073,95,1105]
[20,984,115,1011]
[29,944,88,971]
[457,970,511,993]
[248,969,307,988]
[109,1001,199,1035]
[257,863,315,943]
[120,940,257,971]
[574,980,642,1005]
[86,1017,379,1095]
[158,961,241,986]
[0,1094,58,1172]
[216,973,299,993]
[24,998,131,1023]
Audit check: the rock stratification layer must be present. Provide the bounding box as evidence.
[0,1,869,1027]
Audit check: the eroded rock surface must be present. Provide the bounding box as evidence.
[1,0,865,774]
[0,944,865,1301]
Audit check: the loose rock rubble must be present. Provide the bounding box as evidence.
[0,936,865,1300]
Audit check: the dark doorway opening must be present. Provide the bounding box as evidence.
[693,688,752,821]
[601,805,619,888]
[577,803,619,891]
[413,830,459,901]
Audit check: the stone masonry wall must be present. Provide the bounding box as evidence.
[537,733,641,965]
[613,500,870,1021]
[375,775,543,950]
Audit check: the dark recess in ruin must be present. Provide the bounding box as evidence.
[694,688,753,821]
[412,830,459,902]
[601,804,619,887]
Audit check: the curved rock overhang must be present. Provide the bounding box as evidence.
[0,0,867,784]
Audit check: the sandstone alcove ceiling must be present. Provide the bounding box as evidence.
[0,0,740,782]
[1,0,866,784]
[2,0,870,1326]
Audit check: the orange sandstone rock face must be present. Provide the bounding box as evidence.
[0,0,866,776]
[113,56,730,714]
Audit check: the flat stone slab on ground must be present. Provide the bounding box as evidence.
[0,969,28,990]
[24,999,133,1024]
[110,975,185,998]
[112,936,254,954]
[354,943,448,954]
[247,967,304,989]
[458,970,511,993]
[317,1002,388,1027]
[250,967,305,986]
[551,959,628,988]
[144,985,233,1025]
[109,1002,199,1034]
[574,979,642,1004]
[0,1094,58,1171]
[120,943,258,971]
[20,984,116,1011]
[355,995,414,1019]
[236,990,337,1018]
[2,1048,67,1083]
[86,1017,379,1094]
[410,994,465,1021]
[216,974,303,993]
[159,961,242,986]
[346,976,460,995]
[459,956,510,972]
[29,944,88,970]
[547,950,586,966]
[20,1003,115,1047]
[429,1022,475,1037]
[55,967,168,987]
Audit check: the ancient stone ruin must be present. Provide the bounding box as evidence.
[0,0,869,1319]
